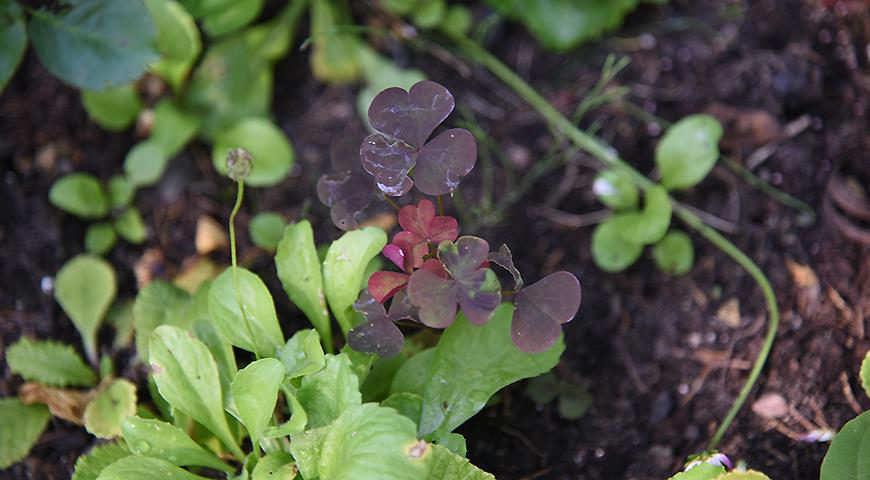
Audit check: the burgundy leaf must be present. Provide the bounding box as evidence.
[397,199,459,245]
[392,231,427,271]
[511,271,581,353]
[438,236,490,280]
[387,290,419,322]
[348,291,404,357]
[317,138,378,230]
[488,244,524,290]
[407,269,458,328]
[457,275,502,325]
[367,80,454,149]
[360,133,417,197]
[413,129,477,196]
[368,271,409,304]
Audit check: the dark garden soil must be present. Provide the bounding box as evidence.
[1,0,869,479]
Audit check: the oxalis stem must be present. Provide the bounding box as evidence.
[229,180,261,362]
[452,34,779,451]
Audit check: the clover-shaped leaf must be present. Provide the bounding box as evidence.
[362,80,477,196]
[347,291,404,358]
[317,138,379,230]
[407,236,501,328]
[397,198,458,250]
[368,258,445,304]
[488,244,523,290]
[511,271,581,353]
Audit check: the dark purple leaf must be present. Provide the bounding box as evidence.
[488,244,524,290]
[367,80,454,149]
[438,236,489,280]
[388,290,419,322]
[413,129,477,196]
[347,291,404,357]
[511,271,581,353]
[360,133,416,197]
[317,138,378,230]
[406,269,458,328]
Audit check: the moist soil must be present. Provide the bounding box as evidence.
[1,1,869,479]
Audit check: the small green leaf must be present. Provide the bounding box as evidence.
[323,227,388,335]
[591,217,643,273]
[231,358,284,443]
[609,185,672,245]
[107,176,134,209]
[593,169,639,211]
[211,118,294,187]
[84,379,138,439]
[821,410,870,480]
[309,0,362,84]
[115,207,147,244]
[251,451,296,480]
[667,463,726,480]
[49,173,109,219]
[434,432,466,458]
[124,141,169,188]
[0,398,50,469]
[278,329,326,379]
[55,254,117,363]
[861,349,870,399]
[653,230,694,275]
[656,114,723,191]
[262,388,307,438]
[275,221,331,348]
[148,325,243,459]
[6,337,96,387]
[295,354,361,428]
[202,0,264,36]
[145,0,201,90]
[426,444,493,479]
[150,100,200,157]
[412,0,446,29]
[249,212,286,251]
[27,0,158,90]
[0,2,27,93]
[95,455,208,480]
[72,442,131,480]
[121,416,232,473]
[108,300,136,349]
[82,85,143,131]
[87,222,119,254]
[192,319,237,403]
[133,280,191,361]
[207,267,284,358]
[440,5,473,37]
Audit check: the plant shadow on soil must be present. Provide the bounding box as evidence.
[1,0,869,479]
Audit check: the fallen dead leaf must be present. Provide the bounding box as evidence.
[786,259,821,315]
[19,382,95,425]
[196,215,228,255]
[174,256,223,294]
[752,392,789,419]
[715,297,742,328]
[358,212,397,231]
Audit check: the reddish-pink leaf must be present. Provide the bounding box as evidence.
[398,199,459,245]
[368,271,409,304]
[368,80,454,149]
[348,291,404,357]
[382,243,406,271]
[511,271,581,353]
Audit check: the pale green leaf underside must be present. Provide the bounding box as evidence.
[6,337,96,387]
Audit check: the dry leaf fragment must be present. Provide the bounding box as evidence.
[19,382,95,425]
[752,392,789,419]
[715,298,742,328]
[196,215,228,255]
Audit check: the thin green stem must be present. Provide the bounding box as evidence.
[452,34,779,449]
[229,181,260,360]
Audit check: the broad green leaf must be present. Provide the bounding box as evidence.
[251,451,296,480]
[656,114,723,191]
[382,392,423,426]
[593,169,639,211]
[262,389,307,438]
[434,432,466,457]
[211,118,294,187]
[55,254,117,363]
[416,304,564,437]
[275,221,331,347]
[82,85,143,131]
[278,329,326,379]
[309,0,362,84]
[820,410,870,480]
[295,354,361,428]
[108,176,134,209]
[124,141,169,188]
[318,404,430,480]
[0,398,50,469]
[121,416,232,473]
[6,337,96,387]
[85,223,117,255]
[390,348,435,397]
[231,358,284,443]
[591,217,643,273]
[202,0,263,36]
[289,426,329,478]
[49,173,109,219]
[72,442,131,480]
[249,211,286,251]
[84,379,138,439]
[323,227,388,334]
[652,230,694,275]
[145,0,201,90]
[27,0,158,90]
[150,100,200,157]
[148,325,243,459]
[667,463,727,480]
[361,340,423,402]
[715,472,771,480]
[115,207,147,244]
[192,319,237,403]
[610,185,672,245]
[0,2,26,93]
[426,444,493,479]
[95,455,208,480]
[133,280,191,360]
[861,350,870,399]
[208,267,284,358]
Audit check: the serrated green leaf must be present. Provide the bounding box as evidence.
[133,280,191,361]
[49,173,109,219]
[208,267,284,358]
[211,118,294,187]
[821,410,870,480]
[6,337,96,387]
[609,185,672,245]
[275,221,331,348]
[656,114,723,191]
[278,329,326,379]
[667,463,727,480]
[0,398,50,469]
[252,451,296,480]
[115,207,147,244]
[652,230,694,276]
[231,358,284,443]
[84,379,137,438]
[95,455,208,480]
[249,212,286,251]
[72,441,131,480]
[426,443,493,479]
[295,354,361,429]
[121,416,232,472]
[55,254,117,363]
[860,350,870,400]
[82,85,143,131]
[148,325,243,459]
[591,217,643,273]
[27,0,158,90]
[202,0,263,36]
[124,141,169,188]
[323,227,388,335]
[0,2,27,93]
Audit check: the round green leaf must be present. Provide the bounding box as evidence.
[591,218,644,273]
[202,0,264,36]
[655,114,723,191]
[82,85,143,131]
[84,379,137,439]
[108,176,134,208]
[49,173,109,219]
[27,0,158,90]
[249,211,286,250]
[0,2,27,93]
[412,0,446,29]
[593,169,638,211]
[124,141,169,188]
[212,118,294,186]
[0,399,50,469]
[144,0,200,62]
[440,5,473,36]
[55,254,117,363]
[861,350,870,400]
[652,230,694,276]
[115,207,147,244]
[252,452,296,480]
[85,222,118,255]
